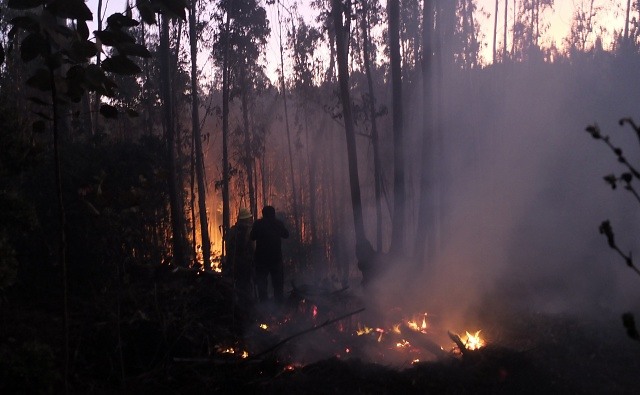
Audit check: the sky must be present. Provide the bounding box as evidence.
[85,1,629,51]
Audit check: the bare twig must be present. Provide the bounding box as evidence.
[249,307,366,360]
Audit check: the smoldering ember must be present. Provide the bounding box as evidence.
[1,0,640,393]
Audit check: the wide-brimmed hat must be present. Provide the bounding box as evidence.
[238,207,252,220]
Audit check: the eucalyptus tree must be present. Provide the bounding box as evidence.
[332,0,371,264]
[511,0,554,60]
[415,0,435,265]
[356,0,385,251]
[289,17,323,251]
[388,0,406,255]
[188,0,211,268]
[212,0,270,239]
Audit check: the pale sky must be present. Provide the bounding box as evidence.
[86,0,629,67]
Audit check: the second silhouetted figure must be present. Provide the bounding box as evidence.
[250,205,289,304]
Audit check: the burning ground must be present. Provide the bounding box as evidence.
[2,263,637,394]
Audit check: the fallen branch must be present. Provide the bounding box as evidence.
[398,324,448,359]
[249,307,366,360]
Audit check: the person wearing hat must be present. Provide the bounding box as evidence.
[225,207,255,304]
[250,205,289,304]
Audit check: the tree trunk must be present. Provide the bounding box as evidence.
[360,0,384,252]
[221,13,231,248]
[415,0,435,265]
[160,15,187,266]
[332,0,367,250]
[625,0,631,43]
[493,0,498,63]
[503,0,508,60]
[189,0,211,269]
[92,0,102,135]
[240,68,257,219]
[277,1,300,240]
[388,0,406,255]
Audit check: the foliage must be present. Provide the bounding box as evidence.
[585,119,640,341]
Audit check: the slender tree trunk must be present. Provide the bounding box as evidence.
[277,1,300,239]
[50,65,69,395]
[221,13,231,247]
[240,68,257,219]
[332,0,367,248]
[503,0,508,60]
[160,14,187,266]
[624,0,631,43]
[493,0,498,63]
[360,0,384,252]
[189,0,212,268]
[92,0,103,136]
[415,0,434,265]
[388,0,406,255]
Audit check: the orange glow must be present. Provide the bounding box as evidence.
[407,313,429,333]
[461,330,485,350]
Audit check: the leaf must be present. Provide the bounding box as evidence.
[77,20,90,41]
[102,55,141,75]
[32,120,46,134]
[94,30,136,47]
[21,33,49,62]
[622,313,639,340]
[136,0,157,25]
[0,43,4,67]
[157,0,187,19]
[28,96,50,106]
[26,69,52,91]
[70,40,98,60]
[100,104,119,119]
[10,16,40,32]
[107,13,140,29]
[116,42,151,58]
[34,111,52,121]
[8,0,45,10]
[45,0,93,21]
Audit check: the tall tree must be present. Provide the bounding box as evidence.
[415,0,435,265]
[493,0,499,63]
[504,0,508,60]
[160,13,189,266]
[276,0,300,240]
[213,0,270,255]
[388,0,406,255]
[188,0,211,268]
[332,0,368,255]
[359,0,385,251]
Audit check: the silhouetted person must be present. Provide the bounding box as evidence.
[225,207,255,304]
[250,206,289,303]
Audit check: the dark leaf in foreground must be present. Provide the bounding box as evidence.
[100,104,119,119]
[21,33,49,62]
[8,0,45,10]
[32,120,46,134]
[117,43,152,58]
[26,69,52,91]
[46,0,93,21]
[102,55,141,75]
[137,0,157,24]
[622,313,639,340]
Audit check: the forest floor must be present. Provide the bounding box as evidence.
[1,265,638,394]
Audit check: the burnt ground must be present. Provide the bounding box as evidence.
[1,266,638,394]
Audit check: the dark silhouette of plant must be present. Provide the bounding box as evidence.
[586,119,640,342]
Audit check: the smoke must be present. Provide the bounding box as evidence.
[367,59,640,336]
